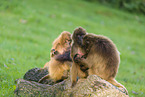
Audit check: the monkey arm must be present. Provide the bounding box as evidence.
[54,50,72,62]
[73,54,90,69]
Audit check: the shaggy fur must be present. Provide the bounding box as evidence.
[71,27,128,95]
[39,31,72,83]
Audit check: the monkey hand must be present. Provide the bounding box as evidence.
[73,54,82,63]
[81,54,87,59]
[51,49,55,56]
[80,65,89,72]
[51,49,59,57]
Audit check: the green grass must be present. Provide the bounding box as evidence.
[0,0,145,96]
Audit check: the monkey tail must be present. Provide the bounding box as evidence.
[107,78,128,95]
[38,74,50,83]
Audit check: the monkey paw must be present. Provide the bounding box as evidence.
[74,54,82,63]
[51,49,59,57]
[80,65,89,72]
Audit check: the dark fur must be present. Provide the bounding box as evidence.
[71,27,89,87]
[54,50,72,62]
[72,27,87,47]
[76,34,120,79]
[72,32,128,94]
[41,31,72,83]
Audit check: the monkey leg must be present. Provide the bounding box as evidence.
[55,75,68,83]
[48,60,65,81]
[71,63,78,87]
[71,62,88,88]
[107,78,128,95]
[38,74,50,83]
[54,64,70,83]
[49,67,65,82]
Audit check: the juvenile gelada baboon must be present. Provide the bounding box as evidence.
[39,31,72,83]
[70,27,90,87]
[71,27,128,94]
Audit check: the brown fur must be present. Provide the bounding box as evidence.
[71,28,128,94]
[39,31,72,83]
[70,27,89,87]
[51,31,72,57]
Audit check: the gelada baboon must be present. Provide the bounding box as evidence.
[43,31,72,69]
[39,31,72,83]
[70,27,90,87]
[71,27,128,94]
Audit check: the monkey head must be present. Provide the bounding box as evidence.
[72,27,87,46]
[82,34,95,53]
[60,31,72,49]
[52,31,72,51]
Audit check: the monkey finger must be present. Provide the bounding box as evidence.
[74,56,82,63]
[74,58,81,63]
[74,54,82,59]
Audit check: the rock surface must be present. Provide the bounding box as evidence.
[14,68,128,97]
[23,68,54,85]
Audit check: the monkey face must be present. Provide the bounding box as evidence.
[61,32,71,43]
[60,31,72,49]
[64,38,72,49]
[65,39,72,45]
[76,33,85,46]
[72,27,87,46]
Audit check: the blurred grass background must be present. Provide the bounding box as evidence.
[0,0,145,96]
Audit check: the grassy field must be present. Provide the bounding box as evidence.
[0,0,145,96]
